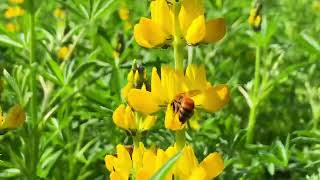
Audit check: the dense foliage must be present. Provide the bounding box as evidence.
[0,0,319,179]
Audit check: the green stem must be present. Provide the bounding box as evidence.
[173,0,184,71]
[133,132,141,147]
[28,2,39,179]
[175,129,186,150]
[246,44,261,144]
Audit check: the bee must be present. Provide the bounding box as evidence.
[171,90,200,124]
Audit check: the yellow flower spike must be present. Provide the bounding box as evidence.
[0,105,26,130]
[200,152,224,179]
[134,18,168,48]
[5,6,25,19]
[112,104,135,130]
[9,0,24,4]
[203,18,227,43]
[128,64,229,131]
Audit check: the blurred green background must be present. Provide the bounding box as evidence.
[0,0,319,179]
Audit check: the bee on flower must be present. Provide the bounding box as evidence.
[127,64,229,130]
[4,6,25,19]
[248,1,262,31]
[134,0,227,48]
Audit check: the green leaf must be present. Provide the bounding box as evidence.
[47,59,64,85]
[68,61,97,83]
[0,168,21,178]
[0,35,23,48]
[150,151,182,180]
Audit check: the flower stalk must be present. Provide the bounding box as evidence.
[172,0,186,149]
[173,0,184,71]
[246,44,261,144]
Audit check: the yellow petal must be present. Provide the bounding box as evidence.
[203,18,226,43]
[136,169,152,180]
[200,152,224,179]
[110,171,124,180]
[112,105,126,129]
[176,145,198,178]
[142,115,156,130]
[188,167,207,180]
[132,143,144,170]
[128,89,160,114]
[151,0,173,34]
[185,15,206,45]
[179,0,204,36]
[185,64,207,91]
[165,104,184,131]
[134,18,168,48]
[113,145,132,179]
[105,155,116,171]
[151,67,167,104]
[194,85,230,112]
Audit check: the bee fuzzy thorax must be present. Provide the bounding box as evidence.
[171,93,195,124]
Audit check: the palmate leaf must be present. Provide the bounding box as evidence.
[150,151,182,180]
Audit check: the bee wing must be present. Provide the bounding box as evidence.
[186,90,201,97]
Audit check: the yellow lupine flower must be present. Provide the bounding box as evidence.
[112,104,156,131]
[105,144,224,180]
[8,0,24,4]
[57,45,70,60]
[5,6,25,19]
[6,23,19,32]
[0,105,26,130]
[134,0,226,48]
[127,64,229,130]
[54,8,66,19]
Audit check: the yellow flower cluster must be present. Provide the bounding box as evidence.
[106,0,229,179]
[4,0,25,32]
[134,0,226,48]
[0,105,26,130]
[128,64,229,130]
[248,2,262,31]
[105,143,224,180]
[118,4,133,30]
[113,63,156,132]
[4,6,25,19]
